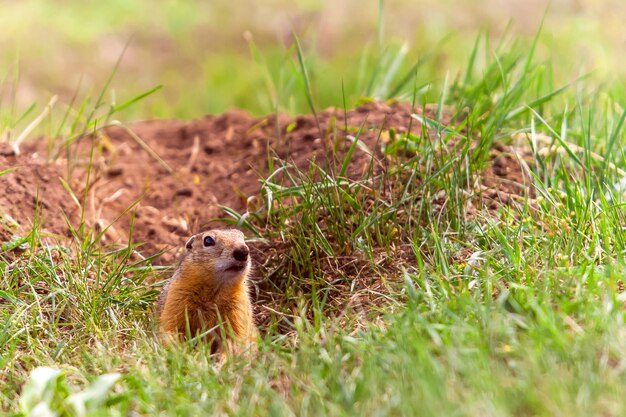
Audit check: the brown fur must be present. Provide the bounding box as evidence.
[157,229,257,355]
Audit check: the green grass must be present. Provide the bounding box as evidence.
[2,0,626,123]
[4,2,626,416]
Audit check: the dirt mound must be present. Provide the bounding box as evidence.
[0,143,79,241]
[0,102,531,264]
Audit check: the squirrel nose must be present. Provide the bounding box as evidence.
[233,246,249,262]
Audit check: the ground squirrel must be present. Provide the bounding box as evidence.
[157,229,257,355]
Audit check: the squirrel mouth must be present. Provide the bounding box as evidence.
[225,263,246,272]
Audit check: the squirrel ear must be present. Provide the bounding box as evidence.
[185,236,195,251]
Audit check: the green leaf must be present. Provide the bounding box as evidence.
[66,373,121,417]
[19,367,68,415]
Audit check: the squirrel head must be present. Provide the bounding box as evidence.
[182,229,251,285]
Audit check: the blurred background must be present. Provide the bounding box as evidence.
[0,0,624,121]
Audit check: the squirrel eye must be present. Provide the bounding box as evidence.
[203,236,215,247]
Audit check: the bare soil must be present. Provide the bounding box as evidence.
[0,102,530,264]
